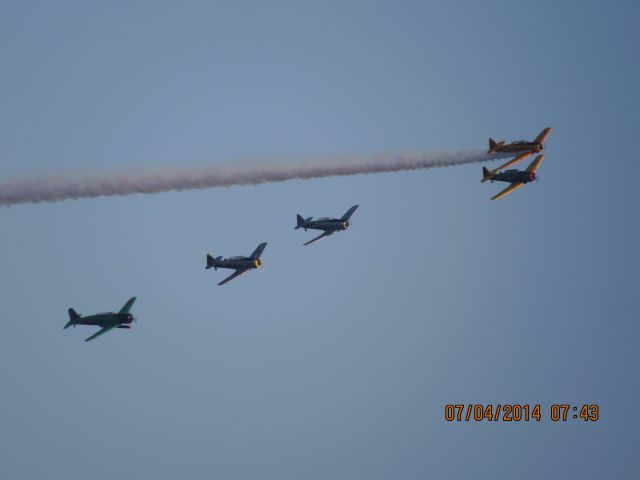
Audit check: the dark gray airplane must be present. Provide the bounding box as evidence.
[64,297,137,342]
[482,155,543,200]
[295,205,359,246]
[206,242,267,285]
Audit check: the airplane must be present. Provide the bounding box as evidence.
[482,155,543,200]
[64,297,137,342]
[295,204,359,246]
[206,242,267,285]
[483,127,552,181]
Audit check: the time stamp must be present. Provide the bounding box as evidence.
[444,404,600,422]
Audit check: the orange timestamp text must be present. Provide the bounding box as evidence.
[444,404,599,422]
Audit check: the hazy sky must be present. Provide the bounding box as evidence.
[0,1,638,478]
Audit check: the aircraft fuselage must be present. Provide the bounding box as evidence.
[489,169,536,184]
[207,257,261,271]
[493,142,543,154]
[73,312,133,328]
[303,219,350,232]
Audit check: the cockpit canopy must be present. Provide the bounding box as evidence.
[316,217,334,221]
[227,256,245,260]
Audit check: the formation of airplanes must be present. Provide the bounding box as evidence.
[65,206,361,340]
[65,128,551,340]
[484,127,551,200]
[203,204,359,286]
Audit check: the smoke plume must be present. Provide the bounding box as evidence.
[0,150,507,206]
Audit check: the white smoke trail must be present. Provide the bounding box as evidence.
[0,150,509,206]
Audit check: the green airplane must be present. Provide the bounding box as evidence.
[64,297,137,342]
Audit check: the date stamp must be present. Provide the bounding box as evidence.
[444,404,599,422]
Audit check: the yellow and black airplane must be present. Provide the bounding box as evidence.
[206,242,267,285]
[482,154,544,200]
[483,127,552,182]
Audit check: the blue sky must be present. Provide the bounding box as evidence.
[0,1,638,478]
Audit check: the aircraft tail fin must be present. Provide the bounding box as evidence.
[488,138,505,153]
[65,308,80,329]
[482,166,494,182]
[206,254,216,270]
[295,214,305,230]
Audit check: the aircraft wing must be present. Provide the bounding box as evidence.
[218,268,250,286]
[491,182,524,201]
[249,242,267,260]
[118,297,137,315]
[525,154,544,173]
[303,231,334,246]
[481,152,533,182]
[340,204,359,221]
[84,325,117,342]
[533,127,552,145]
